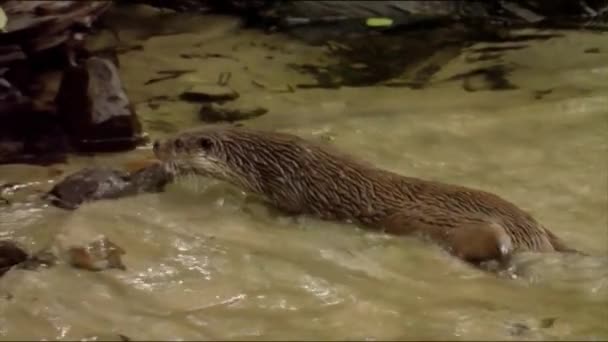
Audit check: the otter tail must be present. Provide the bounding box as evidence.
[542,227,588,256]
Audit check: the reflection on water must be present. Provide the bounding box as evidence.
[1,5,607,341]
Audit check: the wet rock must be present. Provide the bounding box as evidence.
[199,102,268,123]
[67,237,126,271]
[48,167,132,210]
[508,322,531,336]
[179,85,239,103]
[80,333,132,342]
[0,72,31,114]
[445,64,518,92]
[122,0,211,13]
[584,47,601,53]
[118,335,131,342]
[540,317,557,328]
[275,1,607,31]
[0,2,114,166]
[0,102,71,165]
[0,1,111,63]
[55,56,145,152]
[0,141,24,164]
[47,162,173,210]
[0,241,28,277]
[0,112,70,165]
[129,161,174,192]
[17,250,58,271]
[0,45,27,65]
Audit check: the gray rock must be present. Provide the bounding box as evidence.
[0,241,28,277]
[47,163,173,210]
[55,57,144,152]
[199,102,268,123]
[180,85,239,103]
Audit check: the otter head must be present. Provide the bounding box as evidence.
[152,127,264,191]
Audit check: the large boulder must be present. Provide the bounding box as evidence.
[55,56,145,152]
[0,1,112,65]
[0,1,116,165]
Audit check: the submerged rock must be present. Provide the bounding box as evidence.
[0,241,28,277]
[47,162,173,210]
[17,250,57,271]
[55,56,145,152]
[179,85,239,103]
[0,241,58,276]
[80,333,132,342]
[199,102,268,123]
[67,237,126,271]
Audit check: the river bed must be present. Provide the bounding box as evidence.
[0,5,607,341]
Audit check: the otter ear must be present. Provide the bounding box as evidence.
[198,137,214,150]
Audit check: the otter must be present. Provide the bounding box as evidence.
[153,126,580,267]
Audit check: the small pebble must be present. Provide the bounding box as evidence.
[68,237,126,272]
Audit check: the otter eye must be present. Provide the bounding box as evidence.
[199,137,213,150]
[174,138,184,150]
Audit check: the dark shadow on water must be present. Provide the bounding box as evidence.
[283,22,564,90]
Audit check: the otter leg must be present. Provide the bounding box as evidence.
[380,209,513,267]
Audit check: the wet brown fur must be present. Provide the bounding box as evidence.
[153,126,579,266]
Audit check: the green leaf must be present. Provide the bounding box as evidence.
[0,7,7,33]
[365,17,393,27]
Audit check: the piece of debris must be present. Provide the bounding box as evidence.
[179,52,237,61]
[199,102,267,123]
[179,85,239,103]
[251,80,294,93]
[67,237,126,271]
[217,72,231,86]
[144,69,195,85]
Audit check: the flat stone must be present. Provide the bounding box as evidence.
[199,102,267,123]
[180,85,239,103]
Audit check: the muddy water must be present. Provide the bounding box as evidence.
[1,5,607,341]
